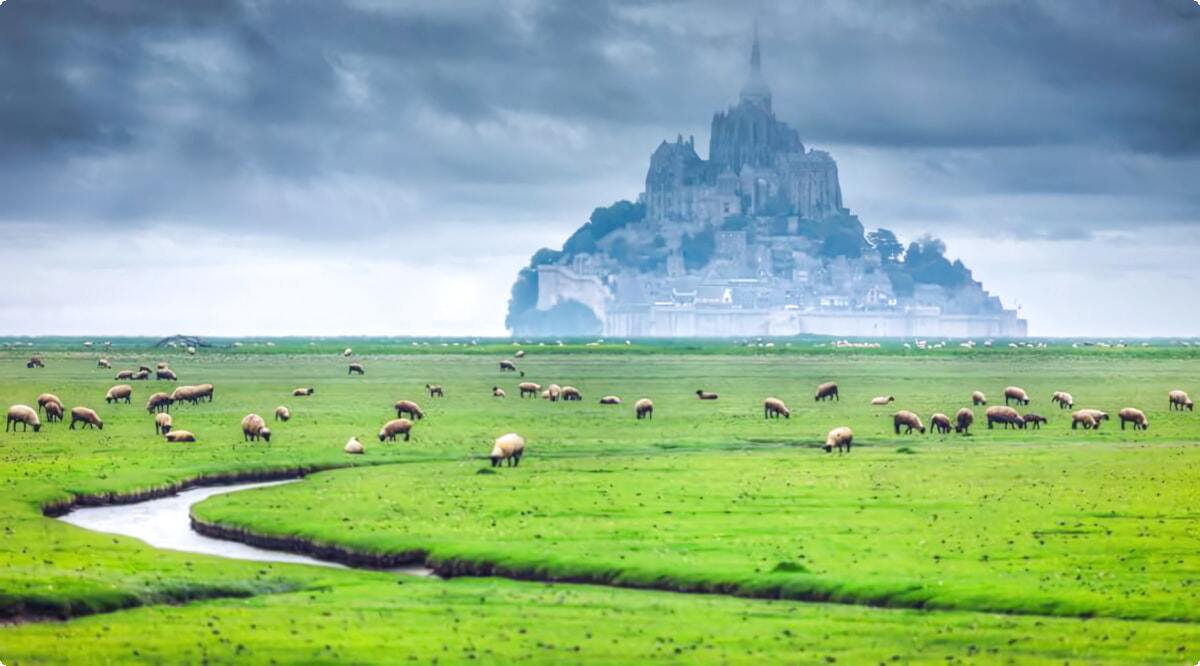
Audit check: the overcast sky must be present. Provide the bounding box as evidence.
[1,0,1198,338]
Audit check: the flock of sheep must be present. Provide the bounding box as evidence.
[6,353,1195,468]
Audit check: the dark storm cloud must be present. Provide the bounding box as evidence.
[0,0,1197,237]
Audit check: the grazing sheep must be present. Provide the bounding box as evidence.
[170,385,207,405]
[1071,411,1098,430]
[599,396,622,405]
[954,408,975,434]
[426,384,444,398]
[1075,409,1110,429]
[930,413,952,434]
[540,389,551,399]
[69,407,104,430]
[292,387,315,397]
[241,413,272,443]
[395,400,425,420]
[164,430,196,443]
[274,405,291,422]
[1118,407,1149,431]
[1003,386,1030,406]
[490,433,526,467]
[561,386,582,401]
[345,437,364,454]
[546,384,562,402]
[763,397,790,419]
[814,382,839,402]
[37,393,63,414]
[499,360,518,372]
[971,391,987,406]
[870,396,895,406]
[138,365,153,374]
[115,370,134,380]
[6,405,42,432]
[155,413,173,435]
[343,348,353,357]
[518,382,541,398]
[696,389,719,400]
[131,369,151,381]
[194,384,215,402]
[186,346,196,355]
[1168,390,1193,411]
[348,363,365,375]
[635,398,654,420]
[514,350,525,358]
[27,356,44,368]
[824,426,853,453]
[1022,413,1048,430]
[105,384,133,405]
[97,358,111,369]
[145,392,174,414]
[156,368,178,381]
[492,386,507,398]
[378,418,414,442]
[893,410,925,434]
[986,405,1025,430]
[1051,392,1074,409]
[44,401,64,423]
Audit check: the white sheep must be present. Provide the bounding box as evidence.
[165,430,196,442]
[44,401,64,423]
[155,412,173,435]
[1118,407,1149,431]
[69,406,104,430]
[971,391,987,406]
[599,396,622,405]
[824,426,853,453]
[343,348,353,357]
[345,436,365,454]
[490,433,526,467]
[378,418,414,442]
[37,393,63,414]
[986,405,1025,430]
[105,385,133,405]
[1168,390,1193,411]
[241,414,272,443]
[274,405,291,422]
[763,397,790,419]
[870,396,895,406]
[893,410,925,434]
[146,392,174,414]
[394,400,425,420]
[6,405,41,432]
[1051,391,1074,409]
[492,386,507,398]
[1003,386,1030,406]
[635,398,654,420]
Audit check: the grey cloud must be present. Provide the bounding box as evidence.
[0,0,1197,246]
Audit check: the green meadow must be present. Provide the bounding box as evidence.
[1,341,1198,664]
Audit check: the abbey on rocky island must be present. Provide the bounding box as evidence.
[510,31,1026,339]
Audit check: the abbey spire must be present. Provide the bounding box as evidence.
[739,23,772,112]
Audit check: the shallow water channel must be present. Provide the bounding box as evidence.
[57,480,437,577]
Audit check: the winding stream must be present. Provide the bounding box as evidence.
[57,480,437,577]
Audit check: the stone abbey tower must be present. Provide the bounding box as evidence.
[644,29,844,227]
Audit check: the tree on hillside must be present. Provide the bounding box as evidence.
[819,231,864,259]
[867,228,904,263]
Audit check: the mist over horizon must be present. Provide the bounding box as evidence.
[2,0,1198,338]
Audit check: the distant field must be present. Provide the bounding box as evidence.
[1,345,1197,663]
